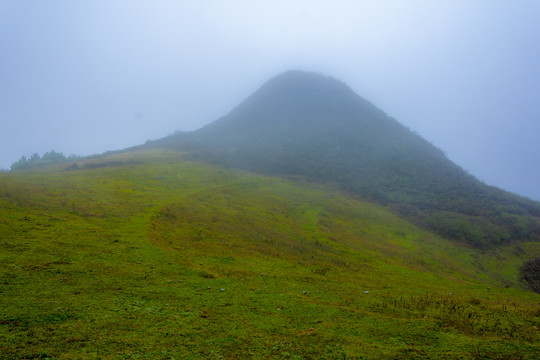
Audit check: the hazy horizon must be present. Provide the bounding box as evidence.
[1,1,539,201]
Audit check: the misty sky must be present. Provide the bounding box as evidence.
[1,1,539,200]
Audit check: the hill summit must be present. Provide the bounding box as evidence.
[144,70,540,248]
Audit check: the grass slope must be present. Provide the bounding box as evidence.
[1,150,539,359]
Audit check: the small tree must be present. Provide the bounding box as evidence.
[10,155,30,170]
[42,151,66,164]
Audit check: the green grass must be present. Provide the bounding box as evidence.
[1,150,539,359]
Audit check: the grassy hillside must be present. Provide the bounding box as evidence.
[1,150,539,359]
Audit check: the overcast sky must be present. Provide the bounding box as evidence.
[1,0,539,200]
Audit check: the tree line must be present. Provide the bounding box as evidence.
[10,151,80,170]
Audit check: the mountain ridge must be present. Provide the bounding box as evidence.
[141,70,540,248]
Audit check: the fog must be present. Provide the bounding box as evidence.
[1,0,539,200]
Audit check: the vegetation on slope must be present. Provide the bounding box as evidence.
[521,257,540,293]
[10,151,80,171]
[1,150,539,359]
[143,71,540,249]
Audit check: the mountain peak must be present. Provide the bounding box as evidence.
[251,70,358,106]
[260,70,352,93]
[217,70,384,130]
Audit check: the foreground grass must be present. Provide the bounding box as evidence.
[1,150,539,359]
